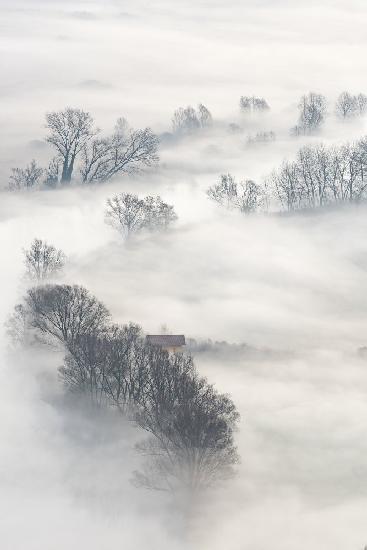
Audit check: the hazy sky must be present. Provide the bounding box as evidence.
[1,1,367,549]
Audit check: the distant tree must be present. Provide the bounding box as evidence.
[43,158,60,188]
[172,106,200,134]
[198,104,213,127]
[240,96,270,113]
[80,119,159,184]
[228,123,242,134]
[356,93,367,116]
[24,238,66,282]
[207,174,265,213]
[247,131,276,145]
[5,304,32,348]
[8,160,43,190]
[45,107,97,184]
[335,91,367,119]
[23,284,111,347]
[172,104,212,134]
[269,140,367,211]
[335,91,358,119]
[105,193,177,238]
[60,331,111,407]
[292,92,327,135]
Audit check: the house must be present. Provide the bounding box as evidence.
[146,334,186,353]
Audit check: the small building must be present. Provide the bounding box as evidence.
[146,334,186,353]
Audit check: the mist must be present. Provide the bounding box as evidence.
[2,1,367,549]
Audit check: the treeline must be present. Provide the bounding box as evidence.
[269,139,367,211]
[8,260,239,492]
[208,137,367,214]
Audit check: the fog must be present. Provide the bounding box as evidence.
[2,0,367,549]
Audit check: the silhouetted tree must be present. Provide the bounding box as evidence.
[45,107,97,184]
[133,349,240,492]
[24,238,66,282]
[10,282,240,495]
[60,323,146,409]
[105,193,177,238]
[23,284,110,347]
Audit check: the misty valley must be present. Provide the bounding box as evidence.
[2,2,367,550]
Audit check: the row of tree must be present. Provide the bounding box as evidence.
[171,91,367,139]
[8,91,367,190]
[268,139,367,211]
[207,138,367,213]
[8,283,239,493]
[292,91,367,135]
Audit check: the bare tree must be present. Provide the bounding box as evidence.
[292,92,327,135]
[45,107,97,184]
[22,284,111,347]
[8,160,43,190]
[43,158,60,188]
[172,104,212,134]
[10,280,240,495]
[60,323,146,410]
[198,104,213,128]
[240,96,270,113]
[269,139,367,211]
[59,323,240,492]
[80,119,159,184]
[60,332,111,407]
[133,350,240,492]
[5,304,34,348]
[172,106,201,134]
[335,91,358,119]
[24,238,66,282]
[356,93,367,116]
[335,92,367,119]
[105,193,177,238]
[207,174,265,213]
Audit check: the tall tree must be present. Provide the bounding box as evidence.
[45,107,97,184]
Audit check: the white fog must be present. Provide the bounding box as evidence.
[1,1,367,549]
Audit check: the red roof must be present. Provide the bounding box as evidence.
[146,335,186,347]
